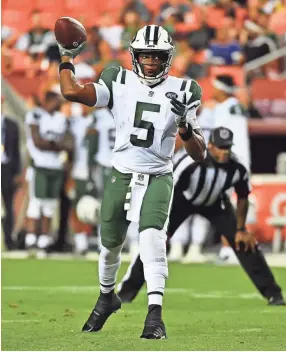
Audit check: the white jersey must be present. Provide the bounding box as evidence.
[70,115,92,180]
[25,107,68,170]
[199,97,250,169]
[94,66,202,174]
[93,108,115,168]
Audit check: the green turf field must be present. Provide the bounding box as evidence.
[2,259,286,351]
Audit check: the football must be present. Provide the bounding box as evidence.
[54,17,87,50]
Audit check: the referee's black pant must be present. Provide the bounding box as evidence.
[119,192,282,300]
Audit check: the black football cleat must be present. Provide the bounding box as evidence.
[140,304,167,339]
[82,292,121,332]
[268,294,286,306]
[140,318,167,339]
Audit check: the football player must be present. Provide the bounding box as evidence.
[57,25,206,339]
[25,89,72,254]
[66,103,97,255]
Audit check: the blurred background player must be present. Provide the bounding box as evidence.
[65,103,97,255]
[1,96,22,251]
[92,107,115,199]
[24,88,73,255]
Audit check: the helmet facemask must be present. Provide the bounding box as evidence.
[129,25,175,86]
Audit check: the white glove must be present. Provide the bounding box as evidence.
[171,92,201,128]
[170,92,188,128]
[57,42,86,59]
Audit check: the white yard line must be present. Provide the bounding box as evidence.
[2,320,41,323]
[2,251,286,267]
[4,285,280,300]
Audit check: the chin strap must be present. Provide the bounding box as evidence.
[139,75,167,87]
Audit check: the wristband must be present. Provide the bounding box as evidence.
[59,62,75,75]
[179,123,193,141]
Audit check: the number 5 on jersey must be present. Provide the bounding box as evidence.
[130,102,160,148]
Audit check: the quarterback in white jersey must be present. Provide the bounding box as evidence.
[57,24,206,338]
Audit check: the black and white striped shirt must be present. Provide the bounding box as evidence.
[173,149,251,206]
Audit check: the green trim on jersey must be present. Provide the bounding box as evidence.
[229,104,248,117]
[188,80,202,105]
[121,69,126,84]
[99,66,121,109]
[180,80,187,91]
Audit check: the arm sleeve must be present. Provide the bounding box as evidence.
[93,82,111,108]
[234,165,252,198]
[93,66,121,109]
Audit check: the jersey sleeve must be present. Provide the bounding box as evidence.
[187,80,202,110]
[94,66,121,109]
[234,165,252,198]
[185,80,202,130]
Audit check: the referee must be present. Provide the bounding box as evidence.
[117,127,285,306]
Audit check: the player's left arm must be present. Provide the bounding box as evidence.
[179,126,206,162]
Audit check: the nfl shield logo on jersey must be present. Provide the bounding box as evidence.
[148,91,154,97]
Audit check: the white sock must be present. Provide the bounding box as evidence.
[140,228,168,307]
[25,233,37,247]
[127,222,139,258]
[99,244,123,293]
[37,234,51,249]
[74,232,88,253]
[170,217,191,246]
[219,246,235,258]
[191,215,211,245]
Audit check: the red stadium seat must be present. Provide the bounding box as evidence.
[205,6,225,29]
[143,0,165,14]
[2,10,30,32]
[36,0,65,14]
[2,0,34,12]
[103,0,124,12]
[40,12,63,30]
[251,79,286,100]
[11,50,30,72]
[210,66,245,86]
[65,0,103,13]
[66,11,101,29]
[197,78,212,101]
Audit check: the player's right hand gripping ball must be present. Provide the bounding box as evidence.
[54,17,87,58]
